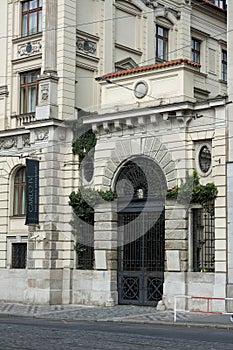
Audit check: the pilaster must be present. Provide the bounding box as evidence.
[43,0,58,74]
[26,122,74,304]
[176,1,191,60]
[35,75,59,120]
[0,0,8,130]
[93,201,118,305]
[227,0,233,312]
[36,0,58,120]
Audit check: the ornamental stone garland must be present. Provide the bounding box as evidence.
[18,39,42,58]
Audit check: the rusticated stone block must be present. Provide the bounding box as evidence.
[165,240,188,250]
[165,229,187,240]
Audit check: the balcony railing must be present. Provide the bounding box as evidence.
[14,113,35,128]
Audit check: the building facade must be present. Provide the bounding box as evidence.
[0,0,231,311]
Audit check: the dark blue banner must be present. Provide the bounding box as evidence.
[25,159,39,225]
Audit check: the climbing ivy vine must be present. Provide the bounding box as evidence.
[166,170,218,208]
[69,187,117,222]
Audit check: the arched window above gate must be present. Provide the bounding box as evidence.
[115,157,167,212]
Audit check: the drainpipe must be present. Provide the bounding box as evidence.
[227,0,233,311]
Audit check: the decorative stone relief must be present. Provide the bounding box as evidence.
[58,129,66,141]
[76,37,97,55]
[23,135,30,148]
[0,135,31,150]
[0,137,17,149]
[35,129,49,141]
[18,39,42,58]
[154,4,180,20]
[41,83,49,102]
[142,0,158,9]
[0,85,9,96]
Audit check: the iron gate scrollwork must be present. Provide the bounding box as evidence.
[116,157,166,306]
[118,210,165,305]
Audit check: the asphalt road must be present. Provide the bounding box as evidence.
[0,316,233,350]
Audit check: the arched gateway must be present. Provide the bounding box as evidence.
[115,157,167,306]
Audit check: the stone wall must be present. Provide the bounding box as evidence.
[72,270,117,306]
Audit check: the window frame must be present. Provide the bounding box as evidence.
[195,142,212,177]
[156,25,168,62]
[221,49,227,82]
[13,167,26,217]
[75,216,94,270]
[22,0,42,37]
[191,37,201,64]
[20,69,40,115]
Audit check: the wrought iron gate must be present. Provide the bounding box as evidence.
[118,210,165,306]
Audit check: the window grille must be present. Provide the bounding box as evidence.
[75,216,94,270]
[193,207,215,272]
[12,243,27,269]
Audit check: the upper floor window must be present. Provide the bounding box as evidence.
[191,38,201,64]
[22,0,42,37]
[222,49,227,82]
[209,0,227,9]
[13,167,26,216]
[156,25,168,61]
[20,69,40,114]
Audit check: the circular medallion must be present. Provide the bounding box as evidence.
[134,81,148,99]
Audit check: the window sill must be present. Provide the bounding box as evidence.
[219,79,227,84]
[12,32,42,44]
[10,215,26,219]
[155,58,168,64]
[193,70,207,78]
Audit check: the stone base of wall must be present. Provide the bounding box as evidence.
[0,268,230,311]
[0,268,117,306]
[0,269,65,305]
[226,283,233,312]
[163,271,227,312]
[72,270,118,306]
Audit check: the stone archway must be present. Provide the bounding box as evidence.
[95,136,176,190]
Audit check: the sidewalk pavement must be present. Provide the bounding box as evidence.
[0,302,233,329]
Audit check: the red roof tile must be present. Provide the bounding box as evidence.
[96,58,201,81]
